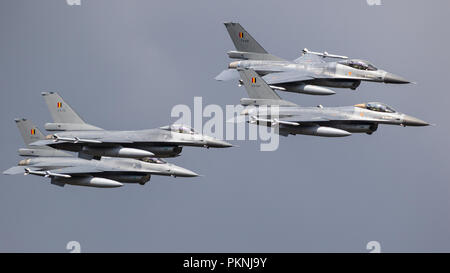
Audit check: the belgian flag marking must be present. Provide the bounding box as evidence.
[251,77,256,83]
[239,32,244,39]
[57,102,62,108]
[30,129,36,135]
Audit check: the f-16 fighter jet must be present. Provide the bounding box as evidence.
[30,92,232,159]
[216,22,411,96]
[3,119,198,188]
[235,69,428,137]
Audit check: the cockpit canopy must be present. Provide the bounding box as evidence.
[355,102,396,113]
[141,157,167,164]
[160,124,198,135]
[339,59,378,71]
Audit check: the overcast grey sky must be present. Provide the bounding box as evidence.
[0,0,449,252]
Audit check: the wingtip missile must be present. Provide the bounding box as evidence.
[302,48,348,59]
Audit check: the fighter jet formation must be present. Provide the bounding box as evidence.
[3,21,430,188]
[4,119,198,187]
[216,22,411,95]
[216,22,428,137]
[3,93,232,188]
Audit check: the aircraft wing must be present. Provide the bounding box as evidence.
[262,71,315,85]
[53,164,156,174]
[2,165,102,176]
[3,165,145,177]
[29,139,102,146]
[29,139,59,146]
[30,137,134,146]
[250,114,333,124]
[98,137,134,143]
[215,65,286,82]
[262,67,370,85]
[293,53,326,64]
[254,112,382,124]
[47,166,104,174]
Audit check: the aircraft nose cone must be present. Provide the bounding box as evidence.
[171,166,199,177]
[206,138,234,148]
[384,72,410,84]
[402,115,429,126]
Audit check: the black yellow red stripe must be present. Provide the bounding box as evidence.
[30,129,36,135]
[57,102,62,108]
[239,32,244,39]
[251,77,256,83]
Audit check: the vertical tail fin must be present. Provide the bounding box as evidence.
[238,69,281,100]
[14,118,45,146]
[41,92,102,131]
[224,22,268,54]
[223,22,285,61]
[14,118,72,157]
[41,92,86,124]
[238,69,297,106]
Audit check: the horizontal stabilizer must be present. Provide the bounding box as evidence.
[45,122,103,132]
[215,69,240,81]
[240,98,297,107]
[3,166,27,175]
[227,51,285,61]
[18,148,72,157]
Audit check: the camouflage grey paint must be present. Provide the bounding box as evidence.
[237,69,428,137]
[33,127,233,157]
[217,22,410,96]
[3,156,199,188]
[34,92,232,158]
[5,118,200,188]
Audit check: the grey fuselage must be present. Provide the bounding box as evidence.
[245,105,427,137]
[230,58,405,92]
[41,128,231,158]
[18,156,198,182]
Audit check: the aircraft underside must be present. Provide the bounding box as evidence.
[275,122,379,137]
